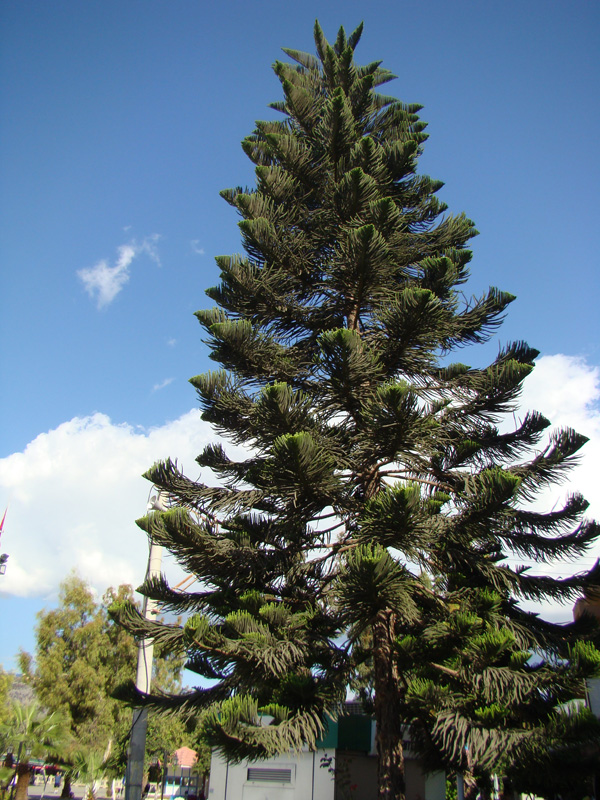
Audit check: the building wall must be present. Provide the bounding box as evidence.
[334,751,378,800]
[207,750,335,800]
[588,677,600,717]
[333,752,445,800]
[206,712,446,800]
[208,749,445,800]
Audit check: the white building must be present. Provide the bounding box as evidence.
[206,709,446,800]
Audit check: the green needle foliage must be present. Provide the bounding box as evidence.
[112,21,600,800]
[384,586,600,797]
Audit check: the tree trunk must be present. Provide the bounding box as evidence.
[14,763,32,800]
[60,774,72,799]
[464,776,488,800]
[372,609,405,800]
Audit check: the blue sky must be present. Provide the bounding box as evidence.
[1,0,599,672]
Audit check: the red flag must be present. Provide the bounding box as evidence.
[0,508,6,546]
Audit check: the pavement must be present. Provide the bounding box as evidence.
[27,783,113,800]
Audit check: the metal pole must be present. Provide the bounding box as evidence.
[125,494,165,800]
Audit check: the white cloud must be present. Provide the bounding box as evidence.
[497,354,600,621]
[0,411,224,600]
[519,354,599,438]
[517,354,599,518]
[190,240,205,256]
[152,377,174,392]
[77,235,161,308]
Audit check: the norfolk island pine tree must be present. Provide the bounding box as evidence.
[375,583,600,797]
[111,22,600,800]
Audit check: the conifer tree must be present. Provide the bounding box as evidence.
[112,22,600,800]
[388,585,600,797]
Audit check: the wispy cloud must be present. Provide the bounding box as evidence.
[152,377,174,392]
[77,234,161,309]
[191,240,205,256]
[167,338,177,347]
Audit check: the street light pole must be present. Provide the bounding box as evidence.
[125,492,166,800]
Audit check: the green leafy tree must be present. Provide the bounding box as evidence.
[20,575,185,779]
[19,575,131,754]
[131,714,188,776]
[1,671,16,800]
[112,22,600,800]
[0,669,12,728]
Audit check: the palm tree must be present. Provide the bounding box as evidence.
[69,748,111,800]
[0,701,70,800]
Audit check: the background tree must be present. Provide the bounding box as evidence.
[0,701,70,800]
[112,21,600,800]
[0,669,12,729]
[20,575,186,780]
[0,671,15,800]
[144,715,189,768]
[20,575,130,757]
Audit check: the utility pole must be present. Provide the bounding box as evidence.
[125,492,166,800]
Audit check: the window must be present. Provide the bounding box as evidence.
[246,767,293,783]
